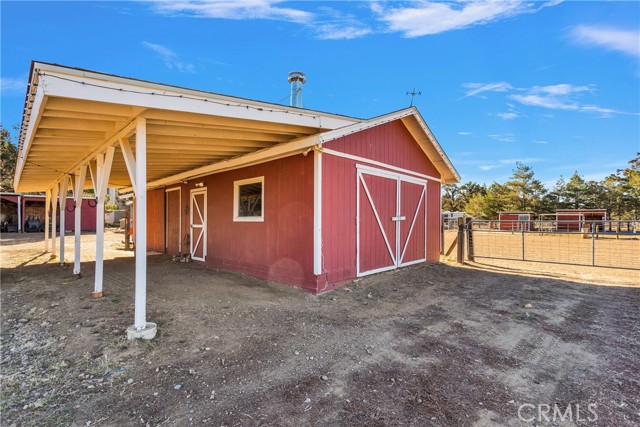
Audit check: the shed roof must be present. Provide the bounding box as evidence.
[15,61,460,192]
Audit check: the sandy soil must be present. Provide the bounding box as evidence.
[1,230,639,426]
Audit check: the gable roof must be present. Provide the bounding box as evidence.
[14,61,459,192]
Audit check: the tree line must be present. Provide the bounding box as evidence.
[443,154,640,220]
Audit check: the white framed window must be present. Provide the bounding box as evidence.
[233,176,264,222]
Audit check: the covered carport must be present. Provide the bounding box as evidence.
[14,61,358,339]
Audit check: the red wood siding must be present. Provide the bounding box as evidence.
[426,181,441,263]
[148,155,316,290]
[323,120,440,178]
[146,189,165,252]
[165,189,181,255]
[320,119,443,288]
[322,155,358,285]
[498,213,533,231]
[64,199,98,232]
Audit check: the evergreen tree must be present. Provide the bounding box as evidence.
[0,126,18,192]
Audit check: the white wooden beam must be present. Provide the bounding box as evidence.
[44,189,51,252]
[93,147,115,299]
[51,182,59,258]
[72,165,87,275]
[13,78,48,192]
[127,118,156,339]
[313,148,323,277]
[58,176,69,265]
[119,137,137,194]
[134,119,147,329]
[37,68,357,130]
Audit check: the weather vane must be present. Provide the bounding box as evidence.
[406,88,422,107]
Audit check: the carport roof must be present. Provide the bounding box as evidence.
[14,61,460,192]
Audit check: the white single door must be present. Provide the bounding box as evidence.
[190,188,207,261]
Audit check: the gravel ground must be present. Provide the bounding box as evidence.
[1,230,639,426]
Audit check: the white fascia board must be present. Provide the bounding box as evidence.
[406,108,461,184]
[14,82,47,192]
[37,67,358,130]
[317,108,415,144]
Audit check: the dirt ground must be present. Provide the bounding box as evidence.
[1,230,639,426]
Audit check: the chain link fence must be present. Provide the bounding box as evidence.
[466,220,640,270]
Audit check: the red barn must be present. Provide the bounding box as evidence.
[498,212,535,231]
[1,193,96,232]
[556,209,607,232]
[13,62,460,337]
[145,112,460,292]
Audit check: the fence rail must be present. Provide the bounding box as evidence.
[466,220,639,270]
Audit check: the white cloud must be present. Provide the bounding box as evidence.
[509,93,578,111]
[496,112,518,120]
[571,25,640,58]
[488,133,516,143]
[462,81,630,117]
[142,41,195,73]
[461,82,513,98]
[531,83,592,96]
[315,24,371,40]
[0,77,24,93]
[533,140,549,144]
[149,1,375,40]
[479,165,499,171]
[458,131,473,135]
[152,0,312,24]
[372,1,561,37]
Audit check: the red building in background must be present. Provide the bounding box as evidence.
[556,209,607,231]
[1,193,96,232]
[498,212,536,231]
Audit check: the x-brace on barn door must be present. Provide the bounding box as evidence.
[357,165,427,277]
[190,188,207,261]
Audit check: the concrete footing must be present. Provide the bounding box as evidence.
[127,322,157,340]
[91,291,104,299]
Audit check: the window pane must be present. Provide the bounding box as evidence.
[238,183,262,217]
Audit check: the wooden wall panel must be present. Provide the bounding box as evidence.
[426,181,441,263]
[323,120,440,178]
[146,189,165,252]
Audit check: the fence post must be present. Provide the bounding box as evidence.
[466,218,474,262]
[440,217,445,255]
[591,222,595,266]
[521,228,525,261]
[124,209,131,250]
[457,217,465,264]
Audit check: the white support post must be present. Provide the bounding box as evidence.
[313,148,323,276]
[127,118,156,340]
[58,177,69,265]
[51,183,59,259]
[44,189,51,252]
[73,165,87,275]
[17,195,22,232]
[93,147,115,299]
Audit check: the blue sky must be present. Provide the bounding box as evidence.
[1,1,639,187]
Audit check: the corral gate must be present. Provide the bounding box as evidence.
[466,220,640,270]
